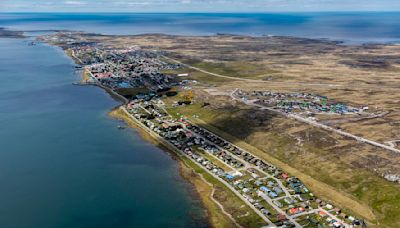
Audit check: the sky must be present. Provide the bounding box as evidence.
[0,0,400,12]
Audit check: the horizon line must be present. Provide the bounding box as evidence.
[1,10,400,14]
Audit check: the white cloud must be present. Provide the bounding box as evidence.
[113,2,151,6]
[64,1,87,6]
[0,0,399,12]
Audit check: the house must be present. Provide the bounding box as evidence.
[269,191,278,198]
[260,186,271,193]
[284,197,295,205]
[261,209,271,215]
[334,208,341,214]
[251,173,259,179]
[318,210,327,217]
[277,214,287,221]
[229,170,243,177]
[273,186,283,194]
[289,208,299,215]
[333,221,342,228]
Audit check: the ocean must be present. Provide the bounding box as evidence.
[1,12,400,43]
[0,38,207,228]
[1,12,400,228]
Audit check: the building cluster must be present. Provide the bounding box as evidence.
[42,33,367,227]
[85,48,180,92]
[126,97,364,228]
[240,90,367,115]
[42,33,181,94]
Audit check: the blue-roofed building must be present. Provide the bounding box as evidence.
[118,81,131,88]
[269,191,278,198]
[260,186,271,192]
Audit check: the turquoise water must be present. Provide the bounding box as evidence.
[0,38,207,228]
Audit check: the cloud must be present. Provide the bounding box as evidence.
[0,0,399,12]
[113,1,151,6]
[64,1,87,6]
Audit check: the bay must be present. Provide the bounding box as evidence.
[0,37,207,228]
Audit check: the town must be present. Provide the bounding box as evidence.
[125,96,365,228]
[40,32,367,228]
[236,90,369,117]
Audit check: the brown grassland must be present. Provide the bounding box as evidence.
[83,33,400,227]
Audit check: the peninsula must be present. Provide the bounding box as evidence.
[40,32,400,228]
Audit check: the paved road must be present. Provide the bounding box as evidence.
[84,68,129,103]
[259,192,302,228]
[162,56,343,88]
[290,207,350,228]
[185,120,303,227]
[230,89,400,155]
[121,107,275,227]
[162,55,400,93]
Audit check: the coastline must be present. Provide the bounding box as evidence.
[108,107,237,228]
[72,49,236,227]
[0,28,25,38]
[80,69,129,104]
[71,52,230,227]
[65,42,372,226]
[48,32,388,226]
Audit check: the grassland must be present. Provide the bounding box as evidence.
[81,69,91,82]
[74,32,400,227]
[191,61,279,80]
[165,96,400,227]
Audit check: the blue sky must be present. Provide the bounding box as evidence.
[1,0,399,12]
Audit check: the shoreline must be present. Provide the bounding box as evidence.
[108,107,237,228]
[74,60,231,226]
[5,25,399,46]
[0,27,25,38]
[78,57,248,226]
[81,69,129,104]
[58,37,378,226]
[68,45,373,226]
[78,61,228,226]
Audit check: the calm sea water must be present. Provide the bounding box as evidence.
[0,38,207,227]
[1,12,399,228]
[1,12,400,43]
